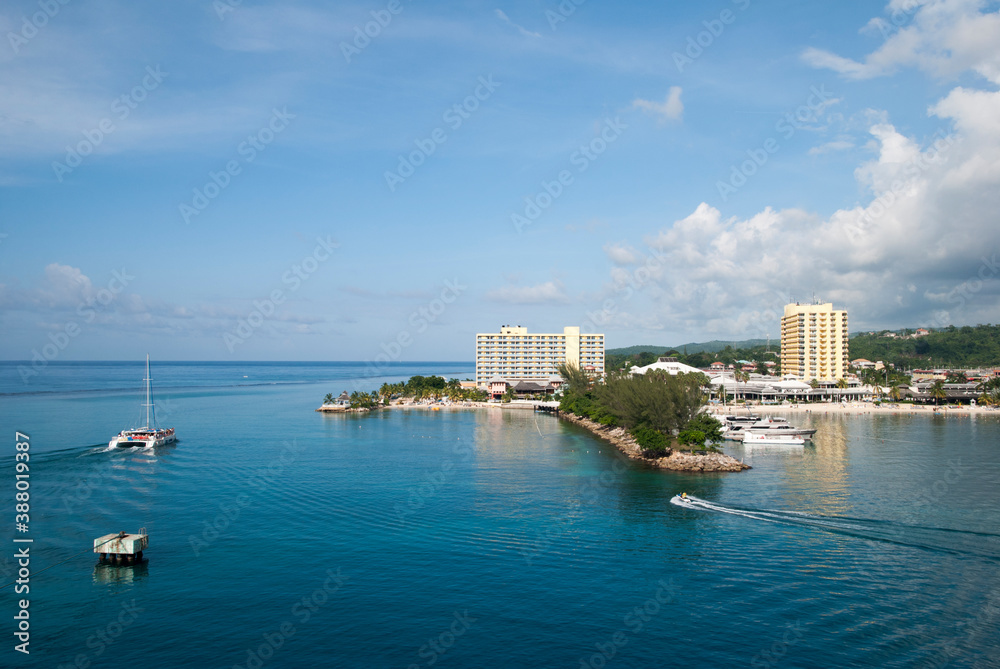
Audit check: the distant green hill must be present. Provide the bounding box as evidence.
[608,339,768,356]
[605,325,1000,373]
[606,339,775,372]
[848,325,1000,369]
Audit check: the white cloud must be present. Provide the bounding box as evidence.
[632,86,684,122]
[212,6,353,52]
[494,9,541,38]
[803,0,1000,84]
[809,138,856,155]
[604,243,642,266]
[486,281,569,304]
[0,264,333,349]
[604,83,1000,336]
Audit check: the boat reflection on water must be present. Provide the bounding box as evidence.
[93,560,149,585]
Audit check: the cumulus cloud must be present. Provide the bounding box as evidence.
[494,9,541,38]
[593,3,1000,339]
[604,243,642,265]
[633,86,684,122]
[605,85,1000,336]
[486,281,569,304]
[809,138,856,155]
[0,263,97,310]
[0,264,332,350]
[802,0,1000,84]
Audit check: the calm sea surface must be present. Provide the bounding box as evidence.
[1,362,999,668]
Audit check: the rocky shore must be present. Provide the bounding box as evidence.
[316,400,749,472]
[558,411,751,473]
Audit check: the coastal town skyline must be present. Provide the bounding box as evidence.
[3,1,1000,362]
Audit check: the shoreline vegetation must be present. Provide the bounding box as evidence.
[317,375,489,412]
[318,369,750,473]
[316,370,997,472]
[558,410,751,472]
[553,363,750,472]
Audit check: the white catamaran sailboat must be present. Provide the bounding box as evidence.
[109,355,175,449]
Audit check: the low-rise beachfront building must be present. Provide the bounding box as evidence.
[780,301,850,382]
[710,373,870,403]
[484,375,563,400]
[911,369,948,382]
[630,357,704,376]
[710,374,813,402]
[487,375,509,399]
[902,383,981,404]
[475,325,604,388]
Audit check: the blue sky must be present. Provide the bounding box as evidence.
[2,0,999,362]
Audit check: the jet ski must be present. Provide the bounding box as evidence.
[670,492,694,507]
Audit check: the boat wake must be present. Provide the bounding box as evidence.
[671,495,1000,561]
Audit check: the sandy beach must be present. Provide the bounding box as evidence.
[318,400,533,412]
[321,399,1000,418]
[708,402,1000,417]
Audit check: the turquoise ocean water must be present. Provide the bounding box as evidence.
[1,361,999,667]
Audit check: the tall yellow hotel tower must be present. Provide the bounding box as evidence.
[780,302,850,382]
[475,326,605,388]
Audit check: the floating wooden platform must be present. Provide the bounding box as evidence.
[94,529,148,565]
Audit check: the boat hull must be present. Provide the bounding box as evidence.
[740,432,805,446]
[724,416,816,440]
[109,431,175,448]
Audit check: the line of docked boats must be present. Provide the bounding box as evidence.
[720,414,815,446]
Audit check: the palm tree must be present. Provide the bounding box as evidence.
[836,377,848,403]
[889,383,902,402]
[930,379,947,406]
[731,370,749,401]
[716,382,728,406]
[323,393,334,405]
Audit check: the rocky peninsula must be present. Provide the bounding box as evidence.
[558,411,751,473]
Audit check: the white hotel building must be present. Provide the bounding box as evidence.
[475,325,605,388]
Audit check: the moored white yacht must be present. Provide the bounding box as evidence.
[722,414,816,440]
[745,416,816,439]
[109,355,176,449]
[740,431,805,446]
[720,414,761,439]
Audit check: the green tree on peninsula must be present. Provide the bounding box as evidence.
[558,363,711,458]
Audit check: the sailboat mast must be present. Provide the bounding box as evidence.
[145,354,151,428]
